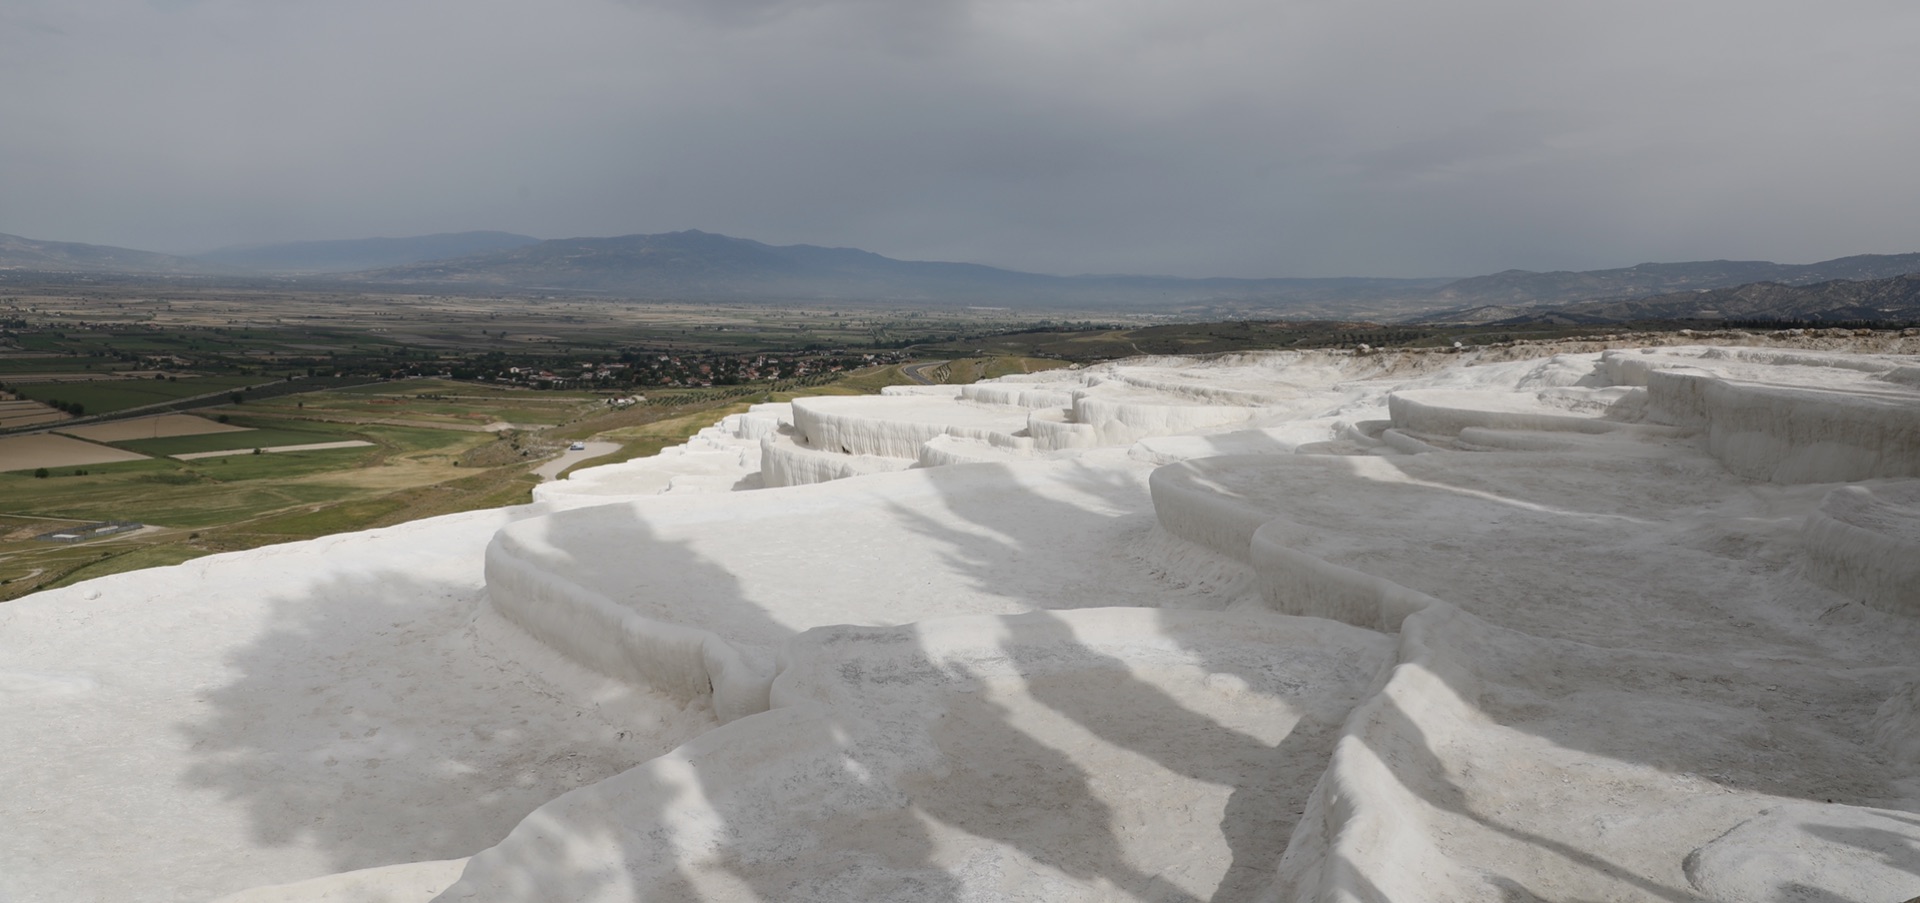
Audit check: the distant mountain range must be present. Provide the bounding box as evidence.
[1443,274,1920,326]
[4,228,1919,323]
[349,230,1445,312]
[0,232,214,275]
[197,231,541,273]
[1425,253,1920,309]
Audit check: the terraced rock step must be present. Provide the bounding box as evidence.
[443,609,1394,902]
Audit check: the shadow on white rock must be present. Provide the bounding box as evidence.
[1684,804,1920,903]
[436,608,1394,902]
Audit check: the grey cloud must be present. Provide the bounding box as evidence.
[0,16,65,36]
[615,0,819,28]
[2,0,1918,278]
[1345,111,1575,183]
[616,0,967,43]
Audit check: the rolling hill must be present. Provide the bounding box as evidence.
[1423,253,1920,309]
[350,230,1448,311]
[1464,273,1920,326]
[196,231,542,273]
[0,232,218,275]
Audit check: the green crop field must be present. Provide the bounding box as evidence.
[0,356,129,376]
[9,375,265,415]
[110,424,349,456]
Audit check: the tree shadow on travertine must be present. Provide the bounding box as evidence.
[1217,446,1920,898]
[174,567,650,888]
[1802,816,1920,883]
[174,453,1314,900]
[882,460,1199,612]
[427,497,965,902]
[942,616,1348,902]
[1367,684,1701,902]
[176,504,776,899]
[879,461,1376,901]
[608,459,1343,901]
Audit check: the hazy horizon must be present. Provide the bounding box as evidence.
[5,0,1919,279]
[18,225,1920,284]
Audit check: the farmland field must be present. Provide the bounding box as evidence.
[8,375,266,415]
[0,354,146,376]
[110,423,344,456]
[0,406,504,598]
[59,413,250,442]
[174,441,374,460]
[0,434,149,472]
[0,399,66,429]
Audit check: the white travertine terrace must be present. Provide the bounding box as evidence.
[1802,483,1920,617]
[4,337,1920,902]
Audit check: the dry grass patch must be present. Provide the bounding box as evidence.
[0,435,149,472]
[0,407,69,429]
[1,397,68,427]
[59,414,252,443]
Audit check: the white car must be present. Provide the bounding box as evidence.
[568,442,586,451]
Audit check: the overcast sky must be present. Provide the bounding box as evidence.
[3,0,1918,277]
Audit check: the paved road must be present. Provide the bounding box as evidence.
[900,360,949,386]
[534,441,621,481]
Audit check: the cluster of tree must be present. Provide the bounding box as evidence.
[610,349,896,388]
[1312,329,1439,347]
[407,348,904,389]
[1722,318,1916,331]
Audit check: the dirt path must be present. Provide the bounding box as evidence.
[172,440,377,460]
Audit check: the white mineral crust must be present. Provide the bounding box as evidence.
[4,340,1919,902]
